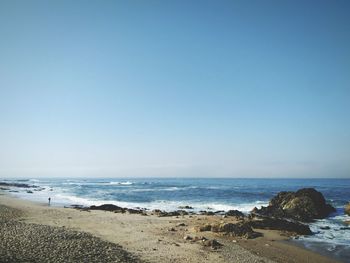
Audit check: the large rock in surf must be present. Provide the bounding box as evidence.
[345,202,350,216]
[251,188,335,222]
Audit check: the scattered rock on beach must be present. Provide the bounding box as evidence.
[152,209,188,217]
[88,204,146,215]
[225,210,245,218]
[251,188,336,222]
[202,239,222,249]
[196,222,260,239]
[249,218,312,235]
[183,235,193,240]
[199,211,215,216]
[196,224,212,232]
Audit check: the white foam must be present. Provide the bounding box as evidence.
[33,190,268,213]
[298,213,350,247]
[109,181,133,185]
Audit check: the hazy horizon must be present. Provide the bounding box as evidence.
[1,0,350,178]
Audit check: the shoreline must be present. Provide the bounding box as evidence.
[0,190,340,263]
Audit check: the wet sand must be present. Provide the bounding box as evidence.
[0,192,340,263]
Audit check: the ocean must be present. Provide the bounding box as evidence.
[2,177,350,262]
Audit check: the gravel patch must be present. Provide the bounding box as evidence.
[0,205,143,263]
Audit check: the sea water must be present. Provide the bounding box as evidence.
[2,177,350,262]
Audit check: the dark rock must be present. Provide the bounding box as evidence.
[88,204,144,214]
[197,222,260,239]
[196,224,212,232]
[26,190,33,194]
[249,218,312,235]
[178,205,193,209]
[320,226,331,230]
[214,210,225,214]
[202,239,222,249]
[183,235,192,240]
[69,204,85,209]
[193,236,207,242]
[251,188,336,222]
[0,182,38,188]
[345,202,350,216]
[211,222,261,239]
[89,204,125,212]
[199,211,215,216]
[225,210,245,218]
[152,209,188,217]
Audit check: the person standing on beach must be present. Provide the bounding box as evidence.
[48,197,51,206]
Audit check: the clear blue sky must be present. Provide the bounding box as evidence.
[0,0,349,178]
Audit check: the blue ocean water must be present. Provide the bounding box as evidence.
[2,177,350,261]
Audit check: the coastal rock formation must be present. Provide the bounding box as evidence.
[251,188,336,222]
[0,182,38,188]
[225,210,245,218]
[196,222,260,239]
[249,218,312,235]
[152,209,189,217]
[345,202,350,216]
[89,204,145,215]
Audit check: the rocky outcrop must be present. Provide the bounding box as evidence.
[225,210,245,218]
[88,204,145,215]
[345,202,350,216]
[249,218,312,235]
[196,222,261,239]
[0,182,38,188]
[251,188,335,222]
[151,209,189,217]
[89,204,125,212]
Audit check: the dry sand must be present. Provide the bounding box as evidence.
[0,192,340,263]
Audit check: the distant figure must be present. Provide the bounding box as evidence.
[48,197,51,206]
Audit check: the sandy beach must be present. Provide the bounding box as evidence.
[0,191,339,263]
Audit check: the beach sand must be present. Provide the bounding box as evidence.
[0,192,339,263]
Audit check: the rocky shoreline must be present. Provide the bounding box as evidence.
[1,183,341,239]
[69,188,336,239]
[0,183,345,262]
